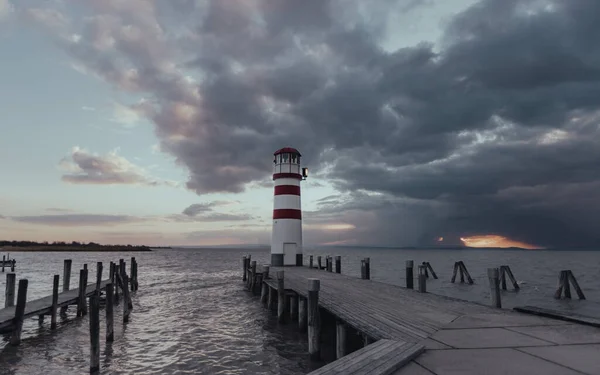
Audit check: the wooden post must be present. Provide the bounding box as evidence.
[277,271,285,323]
[451,262,458,283]
[267,286,275,311]
[51,275,59,329]
[5,273,15,307]
[361,259,365,279]
[10,279,28,346]
[11,259,15,272]
[309,255,313,268]
[123,274,131,323]
[260,281,269,304]
[254,274,263,296]
[406,260,414,289]
[133,258,139,291]
[335,256,341,273]
[503,265,520,290]
[263,265,270,280]
[63,259,72,292]
[290,293,298,321]
[298,296,307,331]
[459,262,465,283]
[364,258,371,280]
[336,320,346,359]
[96,262,103,294]
[2,255,5,272]
[78,269,86,316]
[418,265,427,293]
[459,261,474,284]
[307,278,321,360]
[242,256,248,281]
[425,262,438,279]
[113,264,120,306]
[567,271,586,300]
[130,257,135,290]
[84,263,88,271]
[422,261,429,278]
[250,261,257,293]
[488,268,502,308]
[500,266,507,290]
[89,294,100,374]
[106,282,114,342]
[317,256,322,270]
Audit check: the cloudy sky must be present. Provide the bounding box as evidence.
[1,0,599,249]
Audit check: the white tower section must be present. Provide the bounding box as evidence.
[271,147,305,266]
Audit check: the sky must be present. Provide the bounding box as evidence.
[1,0,600,249]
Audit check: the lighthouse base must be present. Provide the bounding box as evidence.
[270,254,303,267]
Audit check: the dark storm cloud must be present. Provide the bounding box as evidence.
[24,0,600,247]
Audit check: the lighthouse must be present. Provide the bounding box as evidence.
[271,147,307,266]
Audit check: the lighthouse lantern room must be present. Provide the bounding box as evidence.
[271,147,305,266]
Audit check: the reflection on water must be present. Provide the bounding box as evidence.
[0,247,598,374]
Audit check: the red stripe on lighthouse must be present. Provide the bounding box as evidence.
[274,185,301,196]
[273,209,302,220]
[273,173,302,180]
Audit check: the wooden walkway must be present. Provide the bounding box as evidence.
[0,280,110,331]
[264,266,600,375]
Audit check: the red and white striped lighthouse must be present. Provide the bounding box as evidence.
[271,147,307,266]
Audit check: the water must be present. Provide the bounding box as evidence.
[0,247,598,374]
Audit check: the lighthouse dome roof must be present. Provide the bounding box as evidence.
[274,147,301,156]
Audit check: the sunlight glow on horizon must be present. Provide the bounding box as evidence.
[460,235,543,249]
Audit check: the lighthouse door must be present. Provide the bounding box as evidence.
[283,242,297,266]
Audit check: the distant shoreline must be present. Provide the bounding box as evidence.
[0,245,155,252]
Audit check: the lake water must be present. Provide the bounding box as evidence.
[0,246,598,374]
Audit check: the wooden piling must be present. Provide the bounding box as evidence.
[567,271,586,299]
[78,269,87,316]
[260,281,269,304]
[51,275,59,329]
[63,259,72,293]
[254,274,263,296]
[10,279,28,346]
[250,261,257,293]
[418,265,427,293]
[133,258,139,291]
[499,265,519,291]
[277,271,285,323]
[335,256,341,274]
[488,268,502,308]
[336,320,346,359]
[364,258,371,280]
[298,296,307,331]
[317,256,322,270]
[96,262,103,294]
[263,265,270,280]
[267,285,275,311]
[242,256,248,281]
[290,293,298,321]
[89,294,100,374]
[2,255,4,272]
[451,262,458,283]
[10,260,15,272]
[424,262,438,279]
[309,255,313,268]
[5,273,15,307]
[113,264,120,306]
[307,278,321,360]
[130,257,135,290]
[406,260,414,289]
[123,274,131,323]
[360,259,365,279]
[106,282,114,342]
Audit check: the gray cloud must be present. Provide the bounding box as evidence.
[176,201,252,222]
[23,0,600,247]
[12,214,145,227]
[59,147,174,186]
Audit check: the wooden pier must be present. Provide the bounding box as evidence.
[0,257,140,373]
[245,258,600,375]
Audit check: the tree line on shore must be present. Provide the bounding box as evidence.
[0,240,153,251]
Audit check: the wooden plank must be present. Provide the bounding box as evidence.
[308,339,424,375]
